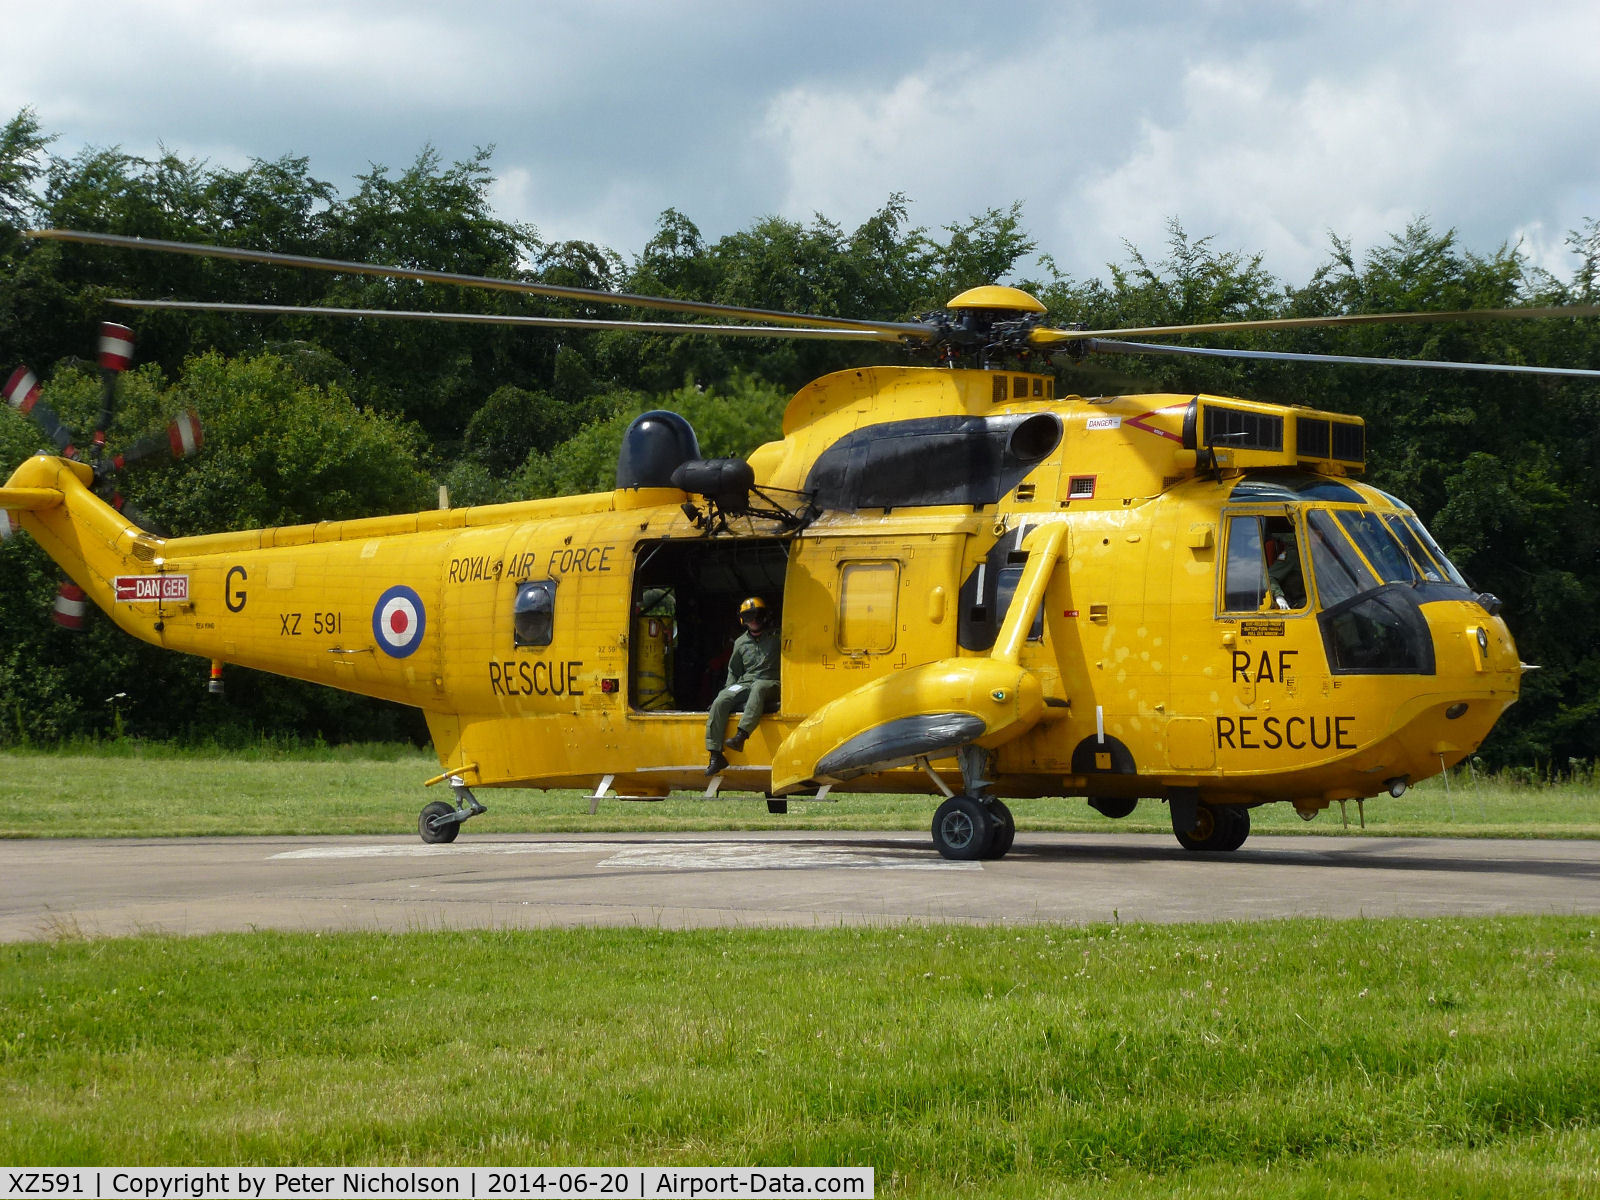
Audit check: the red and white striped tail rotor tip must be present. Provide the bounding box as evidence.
[98,322,135,372]
[167,410,203,458]
[4,366,41,414]
[52,582,88,630]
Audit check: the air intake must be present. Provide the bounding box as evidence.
[1203,406,1284,452]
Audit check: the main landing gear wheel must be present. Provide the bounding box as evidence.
[931,795,1014,860]
[419,800,460,844]
[1173,803,1250,852]
[931,794,993,861]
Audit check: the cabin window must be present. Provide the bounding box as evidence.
[837,560,899,653]
[513,579,557,647]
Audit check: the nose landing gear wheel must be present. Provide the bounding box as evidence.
[1220,806,1251,851]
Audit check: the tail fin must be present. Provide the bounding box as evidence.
[2,454,166,642]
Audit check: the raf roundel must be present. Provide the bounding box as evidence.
[372,585,427,658]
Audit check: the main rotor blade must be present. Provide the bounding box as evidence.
[1074,338,1600,378]
[30,228,937,341]
[108,298,904,342]
[1029,302,1600,345]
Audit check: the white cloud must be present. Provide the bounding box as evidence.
[2,0,1599,294]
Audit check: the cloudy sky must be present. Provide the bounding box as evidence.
[5,0,1599,292]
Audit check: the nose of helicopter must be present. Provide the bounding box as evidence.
[1386,599,1521,778]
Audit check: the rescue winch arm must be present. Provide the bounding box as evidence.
[992,523,1066,667]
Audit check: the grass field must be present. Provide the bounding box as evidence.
[1,918,1596,1196]
[1,743,1598,841]
[4,746,1597,1195]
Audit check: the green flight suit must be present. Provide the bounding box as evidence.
[705,626,781,750]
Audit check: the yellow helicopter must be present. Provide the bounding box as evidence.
[4,228,1597,859]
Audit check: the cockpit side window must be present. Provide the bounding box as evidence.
[1222,513,1307,613]
[1262,515,1306,610]
[1306,511,1379,609]
[513,579,557,647]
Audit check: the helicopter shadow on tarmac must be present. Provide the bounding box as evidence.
[431,831,1600,889]
[984,834,1600,885]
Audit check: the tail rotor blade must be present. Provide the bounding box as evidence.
[51,581,88,631]
[166,410,203,459]
[94,322,135,455]
[115,411,204,470]
[101,489,164,535]
[4,366,40,414]
[97,322,134,372]
[5,366,80,457]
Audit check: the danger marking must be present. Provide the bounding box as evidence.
[114,575,189,602]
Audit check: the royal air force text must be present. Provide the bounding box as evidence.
[449,546,612,585]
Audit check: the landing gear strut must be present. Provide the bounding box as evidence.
[418,776,488,844]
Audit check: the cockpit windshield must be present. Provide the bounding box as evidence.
[1332,510,1418,584]
[1223,498,1474,618]
[1305,510,1378,608]
[1387,514,1470,587]
[1302,508,1435,674]
[1219,489,1462,676]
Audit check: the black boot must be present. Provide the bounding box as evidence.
[706,751,729,776]
[725,730,747,752]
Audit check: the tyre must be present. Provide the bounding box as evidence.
[1220,805,1251,851]
[931,794,994,860]
[419,800,460,844]
[767,798,788,815]
[984,799,1015,859]
[1173,802,1234,852]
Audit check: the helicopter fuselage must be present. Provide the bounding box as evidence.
[2,365,1520,830]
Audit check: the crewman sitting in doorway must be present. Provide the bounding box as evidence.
[705,596,780,776]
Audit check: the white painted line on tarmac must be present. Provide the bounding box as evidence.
[596,843,979,871]
[270,839,977,871]
[271,842,621,860]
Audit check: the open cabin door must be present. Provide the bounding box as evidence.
[627,536,790,713]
